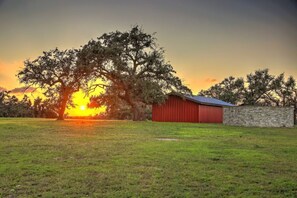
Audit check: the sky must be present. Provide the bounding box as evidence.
[0,0,296,115]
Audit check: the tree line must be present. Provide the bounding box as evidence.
[0,91,57,118]
[199,69,297,123]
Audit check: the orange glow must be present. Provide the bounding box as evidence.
[8,82,106,117]
[67,90,105,116]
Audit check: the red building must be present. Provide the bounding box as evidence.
[152,94,235,123]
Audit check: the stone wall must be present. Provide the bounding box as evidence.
[223,106,294,127]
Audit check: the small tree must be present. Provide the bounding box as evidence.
[79,26,191,120]
[18,48,88,120]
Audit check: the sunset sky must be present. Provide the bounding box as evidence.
[0,0,296,115]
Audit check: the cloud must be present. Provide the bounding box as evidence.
[205,78,217,83]
[0,86,7,92]
[10,86,37,94]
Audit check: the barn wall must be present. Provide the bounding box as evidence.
[199,105,223,123]
[152,96,199,122]
[152,96,224,123]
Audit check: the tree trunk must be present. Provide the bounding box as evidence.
[57,94,68,120]
[131,104,145,121]
[294,103,297,124]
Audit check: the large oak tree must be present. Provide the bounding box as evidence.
[79,26,191,120]
[18,48,89,120]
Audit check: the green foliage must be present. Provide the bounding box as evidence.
[0,119,297,197]
[79,26,191,120]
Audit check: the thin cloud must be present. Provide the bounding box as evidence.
[10,86,36,94]
[0,86,7,92]
[205,78,217,83]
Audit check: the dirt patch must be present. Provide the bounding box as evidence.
[156,138,179,141]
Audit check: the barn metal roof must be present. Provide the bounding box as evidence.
[185,95,235,107]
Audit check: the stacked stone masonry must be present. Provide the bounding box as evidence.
[223,106,294,127]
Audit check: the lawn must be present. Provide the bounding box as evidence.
[0,118,296,197]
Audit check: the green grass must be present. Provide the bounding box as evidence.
[0,118,296,197]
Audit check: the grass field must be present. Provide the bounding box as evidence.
[0,118,296,197]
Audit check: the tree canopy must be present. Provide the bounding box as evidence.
[79,26,191,120]
[18,48,89,120]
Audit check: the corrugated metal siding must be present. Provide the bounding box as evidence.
[198,105,223,123]
[152,95,223,123]
[152,95,199,122]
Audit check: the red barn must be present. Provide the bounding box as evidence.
[152,94,235,123]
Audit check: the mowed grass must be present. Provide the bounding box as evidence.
[0,119,296,197]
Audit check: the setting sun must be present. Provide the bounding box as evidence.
[66,90,105,117]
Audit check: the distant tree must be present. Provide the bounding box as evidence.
[0,91,10,117]
[264,74,296,106]
[79,26,191,120]
[40,98,59,118]
[17,95,33,117]
[0,92,34,117]
[200,68,297,124]
[199,76,245,105]
[33,97,43,118]
[265,74,297,123]
[32,97,57,118]
[7,95,19,117]
[18,48,88,120]
[243,69,274,105]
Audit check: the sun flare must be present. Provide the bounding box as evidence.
[80,105,86,111]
